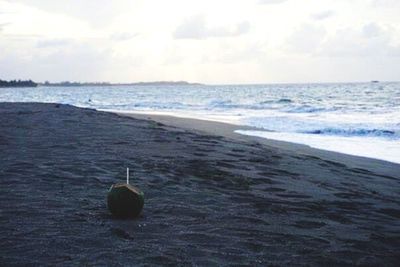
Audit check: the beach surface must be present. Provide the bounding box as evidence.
[1,103,400,266]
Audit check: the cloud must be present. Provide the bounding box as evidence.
[211,42,266,64]
[258,0,288,4]
[36,43,112,81]
[36,38,72,48]
[0,22,10,32]
[310,10,335,20]
[0,39,113,82]
[1,0,399,83]
[109,32,138,41]
[236,21,251,35]
[372,0,400,7]
[173,15,250,40]
[319,23,400,58]
[285,24,326,54]
[362,23,382,38]
[5,0,131,28]
[0,2,100,40]
[285,21,400,59]
[173,15,205,39]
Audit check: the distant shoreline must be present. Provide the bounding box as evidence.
[0,79,203,88]
[0,79,37,88]
[39,81,203,87]
[3,79,400,88]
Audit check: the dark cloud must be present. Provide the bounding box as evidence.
[174,16,250,40]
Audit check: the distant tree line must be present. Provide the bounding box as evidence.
[0,79,202,88]
[42,81,112,87]
[40,81,202,86]
[0,79,37,88]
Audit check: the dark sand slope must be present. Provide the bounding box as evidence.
[0,103,399,266]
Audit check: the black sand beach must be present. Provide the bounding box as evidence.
[1,103,400,266]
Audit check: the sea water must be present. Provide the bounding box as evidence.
[1,82,399,164]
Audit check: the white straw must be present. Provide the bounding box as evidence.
[127,167,129,184]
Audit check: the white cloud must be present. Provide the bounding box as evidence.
[211,42,266,64]
[35,38,72,48]
[0,38,113,82]
[4,0,134,28]
[372,0,400,7]
[319,23,400,58]
[0,23,7,32]
[0,0,399,83]
[286,24,326,54]
[310,10,335,20]
[362,23,382,38]
[173,15,250,39]
[0,1,101,39]
[259,0,288,4]
[173,15,206,40]
[109,32,139,41]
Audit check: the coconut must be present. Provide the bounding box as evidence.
[107,168,144,219]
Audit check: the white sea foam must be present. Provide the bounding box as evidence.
[1,82,399,163]
[235,130,400,164]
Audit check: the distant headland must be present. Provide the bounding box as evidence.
[40,81,203,87]
[0,79,38,88]
[0,79,202,88]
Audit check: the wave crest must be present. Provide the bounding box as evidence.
[305,128,397,137]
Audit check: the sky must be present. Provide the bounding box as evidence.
[0,0,399,84]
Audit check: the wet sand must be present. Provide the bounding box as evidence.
[1,103,400,266]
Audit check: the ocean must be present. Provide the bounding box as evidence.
[1,82,399,163]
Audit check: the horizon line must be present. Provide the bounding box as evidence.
[2,78,399,86]
[38,80,397,86]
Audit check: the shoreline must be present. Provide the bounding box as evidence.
[1,103,399,266]
[115,111,400,178]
